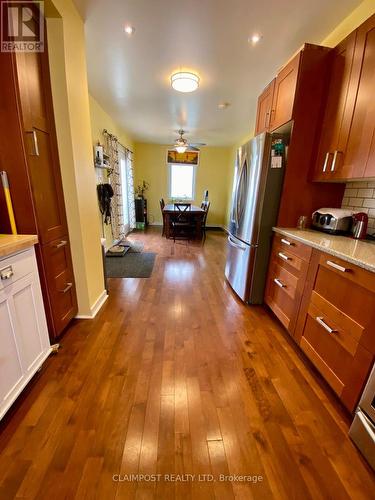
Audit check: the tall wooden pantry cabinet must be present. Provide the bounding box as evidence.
[0,6,77,339]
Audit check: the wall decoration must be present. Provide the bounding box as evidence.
[166,149,200,165]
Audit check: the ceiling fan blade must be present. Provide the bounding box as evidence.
[190,142,207,147]
[186,146,200,152]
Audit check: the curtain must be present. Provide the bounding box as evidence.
[104,130,124,241]
[126,149,136,230]
[103,129,135,240]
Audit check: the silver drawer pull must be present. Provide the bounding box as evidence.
[274,278,286,288]
[278,252,290,261]
[59,282,73,294]
[326,260,348,273]
[281,238,294,246]
[0,265,13,280]
[54,240,67,249]
[316,316,337,334]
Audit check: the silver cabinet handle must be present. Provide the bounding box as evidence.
[281,238,294,246]
[27,130,40,156]
[322,152,331,173]
[278,252,290,261]
[0,265,13,280]
[274,278,286,288]
[326,260,348,273]
[316,316,337,334]
[59,282,73,294]
[331,150,343,172]
[54,240,67,249]
[227,236,246,251]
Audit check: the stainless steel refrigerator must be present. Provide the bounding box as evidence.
[225,132,286,303]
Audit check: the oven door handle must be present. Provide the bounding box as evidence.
[356,410,375,442]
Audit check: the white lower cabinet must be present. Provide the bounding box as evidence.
[0,246,51,420]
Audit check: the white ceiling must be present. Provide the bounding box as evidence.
[74,0,361,146]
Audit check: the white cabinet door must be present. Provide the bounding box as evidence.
[0,248,51,420]
[0,290,24,408]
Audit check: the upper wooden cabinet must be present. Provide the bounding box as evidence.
[313,14,375,181]
[255,79,275,135]
[269,52,300,131]
[313,32,358,181]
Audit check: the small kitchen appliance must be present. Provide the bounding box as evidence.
[312,208,353,234]
[352,212,368,239]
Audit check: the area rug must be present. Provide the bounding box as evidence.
[118,239,144,253]
[105,252,156,278]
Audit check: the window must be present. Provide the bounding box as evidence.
[168,163,196,200]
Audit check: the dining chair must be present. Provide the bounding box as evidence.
[200,201,210,238]
[171,203,194,241]
[159,198,166,235]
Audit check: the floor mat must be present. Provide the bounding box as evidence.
[105,252,156,278]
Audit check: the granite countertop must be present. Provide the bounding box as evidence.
[273,227,375,273]
[0,234,38,259]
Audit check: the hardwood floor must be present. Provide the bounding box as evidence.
[0,227,374,499]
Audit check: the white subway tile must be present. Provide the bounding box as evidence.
[352,181,369,188]
[349,197,364,207]
[368,209,375,217]
[357,188,374,198]
[367,181,375,188]
[341,198,349,206]
[344,188,358,197]
[363,198,375,208]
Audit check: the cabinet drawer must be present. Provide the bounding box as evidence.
[319,254,375,293]
[41,236,77,334]
[0,247,36,291]
[272,242,308,277]
[300,312,373,411]
[274,233,312,262]
[265,261,298,330]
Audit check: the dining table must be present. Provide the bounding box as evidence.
[163,204,205,239]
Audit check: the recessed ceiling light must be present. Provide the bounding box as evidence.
[124,25,135,35]
[249,33,262,45]
[218,102,231,109]
[171,72,200,93]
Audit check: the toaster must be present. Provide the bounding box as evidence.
[312,208,353,234]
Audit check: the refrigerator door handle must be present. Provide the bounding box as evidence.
[227,236,247,251]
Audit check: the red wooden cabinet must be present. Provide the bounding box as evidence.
[269,53,300,131]
[0,13,77,339]
[254,79,275,135]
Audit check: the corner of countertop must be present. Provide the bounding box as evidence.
[0,234,39,259]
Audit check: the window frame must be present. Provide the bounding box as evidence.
[167,162,197,201]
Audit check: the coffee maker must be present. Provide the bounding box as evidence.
[352,212,368,239]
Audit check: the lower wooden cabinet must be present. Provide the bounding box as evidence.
[266,233,375,412]
[265,233,311,335]
[0,246,51,420]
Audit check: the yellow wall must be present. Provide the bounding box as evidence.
[134,143,232,227]
[46,0,105,316]
[320,0,375,46]
[89,95,134,248]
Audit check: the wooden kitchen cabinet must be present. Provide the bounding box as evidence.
[265,233,311,335]
[313,32,358,181]
[0,247,51,420]
[269,52,300,131]
[0,5,77,339]
[313,13,375,181]
[255,79,275,135]
[342,14,375,179]
[295,250,375,412]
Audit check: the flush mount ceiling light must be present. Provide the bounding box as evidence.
[124,25,135,35]
[171,72,200,93]
[249,33,262,45]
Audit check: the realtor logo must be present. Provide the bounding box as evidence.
[1,1,44,52]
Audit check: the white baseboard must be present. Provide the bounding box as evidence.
[75,290,108,319]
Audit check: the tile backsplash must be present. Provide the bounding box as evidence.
[341,180,375,235]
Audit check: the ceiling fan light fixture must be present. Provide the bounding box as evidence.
[171,72,199,93]
[176,145,187,153]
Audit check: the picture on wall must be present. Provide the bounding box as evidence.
[166,149,200,165]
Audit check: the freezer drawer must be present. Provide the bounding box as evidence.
[349,410,375,470]
[225,234,256,302]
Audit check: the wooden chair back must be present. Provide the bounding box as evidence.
[201,201,210,227]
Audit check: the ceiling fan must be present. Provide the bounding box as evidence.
[172,129,206,153]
